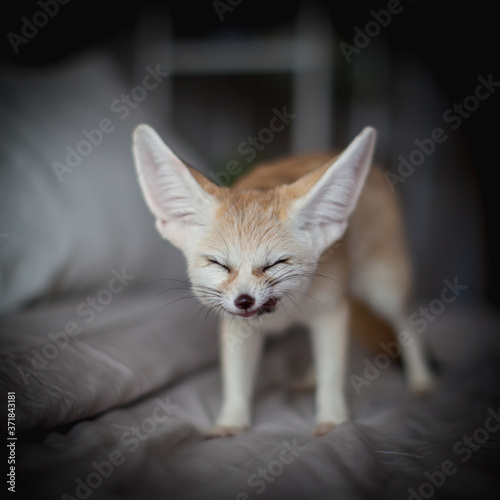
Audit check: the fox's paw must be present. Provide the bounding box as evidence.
[313,421,337,437]
[205,424,249,439]
[408,371,435,398]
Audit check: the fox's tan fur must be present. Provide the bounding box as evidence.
[231,156,408,348]
[133,125,434,437]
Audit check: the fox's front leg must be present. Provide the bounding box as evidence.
[206,317,263,438]
[310,298,350,437]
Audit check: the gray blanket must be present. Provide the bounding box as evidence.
[1,49,499,500]
[1,295,500,500]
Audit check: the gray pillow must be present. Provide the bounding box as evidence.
[0,51,192,313]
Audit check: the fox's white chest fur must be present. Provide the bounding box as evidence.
[133,124,435,437]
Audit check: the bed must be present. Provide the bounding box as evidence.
[1,49,500,500]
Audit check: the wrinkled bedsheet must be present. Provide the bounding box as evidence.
[1,293,500,500]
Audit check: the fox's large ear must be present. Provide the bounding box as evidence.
[132,124,216,249]
[289,127,376,251]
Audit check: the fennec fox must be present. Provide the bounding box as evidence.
[133,124,434,437]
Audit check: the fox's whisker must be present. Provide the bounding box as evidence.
[160,295,197,310]
[133,124,435,438]
[311,271,345,289]
[276,297,288,317]
[281,292,306,317]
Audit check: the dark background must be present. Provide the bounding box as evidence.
[1,0,498,307]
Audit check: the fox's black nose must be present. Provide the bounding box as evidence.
[234,294,255,310]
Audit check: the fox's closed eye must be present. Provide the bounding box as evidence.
[208,258,231,273]
[263,258,289,272]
